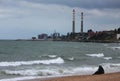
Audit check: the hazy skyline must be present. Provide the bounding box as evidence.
[0,0,120,39]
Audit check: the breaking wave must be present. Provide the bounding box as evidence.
[103,57,112,60]
[39,55,57,58]
[110,47,120,50]
[86,53,104,57]
[86,53,113,60]
[101,63,120,73]
[0,66,97,81]
[1,63,120,81]
[48,55,57,58]
[3,69,60,76]
[107,63,120,67]
[67,57,75,61]
[0,57,64,67]
[0,76,40,81]
[2,66,97,76]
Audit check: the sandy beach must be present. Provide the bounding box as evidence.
[22,72,120,81]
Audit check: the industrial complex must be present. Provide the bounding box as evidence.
[31,9,120,43]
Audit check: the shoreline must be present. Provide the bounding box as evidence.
[21,72,120,81]
[0,39,120,43]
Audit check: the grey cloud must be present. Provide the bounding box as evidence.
[24,0,120,9]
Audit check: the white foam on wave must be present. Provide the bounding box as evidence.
[1,63,120,81]
[103,57,112,60]
[86,53,104,57]
[1,64,119,81]
[103,44,108,46]
[71,67,97,75]
[39,55,57,58]
[110,47,120,50]
[48,55,57,58]
[101,63,120,73]
[118,57,120,59]
[0,76,40,81]
[0,57,64,67]
[3,65,118,81]
[68,57,75,61]
[86,53,113,60]
[3,69,61,76]
[109,63,120,67]
[2,66,98,76]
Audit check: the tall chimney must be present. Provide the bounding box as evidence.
[72,9,75,34]
[81,12,83,33]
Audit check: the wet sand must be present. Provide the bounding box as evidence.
[22,72,120,81]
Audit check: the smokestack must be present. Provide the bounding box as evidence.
[81,12,83,33]
[72,9,75,34]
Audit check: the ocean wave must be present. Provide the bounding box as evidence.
[103,57,112,60]
[48,55,57,58]
[110,47,120,50]
[2,66,98,76]
[3,69,60,76]
[2,64,120,81]
[0,64,119,81]
[39,55,57,58]
[71,67,97,75]
[86,53,104,57]
[0,57,64,67]
[67,57,75,61]
[101,63,120,73]
[118,57,120,59]
[0,66,97,81]
[103,44,108,46]
[0,76,40,81]
[108,63,120,67]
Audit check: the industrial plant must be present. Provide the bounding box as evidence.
[31,9,120,43]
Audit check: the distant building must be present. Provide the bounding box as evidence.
[52,32,60,40]
[32,37,36,40]
[117,34,120,40]
[38,34,48,40]
[88,29,95,38]
[88,30,116,40]
[67,32,88,40]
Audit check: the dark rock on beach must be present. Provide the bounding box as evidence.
[93,65,104,75]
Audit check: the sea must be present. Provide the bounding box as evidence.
[0,40,120,81]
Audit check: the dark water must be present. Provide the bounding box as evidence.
[0,41,120,81]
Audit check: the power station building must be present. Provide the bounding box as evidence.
[69,9,87,40]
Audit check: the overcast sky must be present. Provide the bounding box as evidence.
[0,0,120,39]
